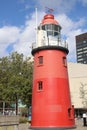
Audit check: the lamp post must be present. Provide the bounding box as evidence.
[15,94,18,115]
[15,72,21,115]
[3,101,5,115]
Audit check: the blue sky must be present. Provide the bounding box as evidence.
[0,0,87,62]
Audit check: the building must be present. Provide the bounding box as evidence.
[76,32,87,64]
[31,13,75,129]
[68,62,87,117]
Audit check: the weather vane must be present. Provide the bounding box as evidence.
[45,7,54,14]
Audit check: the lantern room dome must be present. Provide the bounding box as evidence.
[41,14,59,25]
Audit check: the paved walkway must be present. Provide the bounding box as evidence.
[19,118,87,130]
[73,118,87,130]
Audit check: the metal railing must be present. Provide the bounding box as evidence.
[32,39,68,49]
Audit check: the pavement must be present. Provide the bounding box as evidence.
[19,118,87,130]
[73,118,87,130]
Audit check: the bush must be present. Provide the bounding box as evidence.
[19,116,28,123]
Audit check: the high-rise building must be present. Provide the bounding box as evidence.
[76,32,87,64]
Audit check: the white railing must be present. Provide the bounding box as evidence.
[32,39,68,49]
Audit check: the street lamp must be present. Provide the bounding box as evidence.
[15,72,22,115]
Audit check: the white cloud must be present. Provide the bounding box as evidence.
[0,26,21,57]
[33,0,87,11]
[55,14,87,62]
[0,44,9,58]
[33,0,76,13]
[83,0,87,4]
[79,0,87,5]
[13,11,45,56]
[0,11,87,62]
[67,29,82,62]
[0,26,20,44]
[0,11,45,58]
[56,14,86,35]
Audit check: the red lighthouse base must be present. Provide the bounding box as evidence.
[30,126,76,130]
[30,48,76,130]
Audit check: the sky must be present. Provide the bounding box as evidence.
[0,0,87,62]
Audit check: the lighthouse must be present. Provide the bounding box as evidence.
[31,11,75,130]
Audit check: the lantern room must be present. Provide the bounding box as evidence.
[32,14,68,49]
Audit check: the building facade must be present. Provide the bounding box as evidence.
[76,32,87,64]
[68,62,87,117]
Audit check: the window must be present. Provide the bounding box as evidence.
[77,54,82,57]
[38,81,43,91]
[83,47,87,50]
[68,106,74,119]
[41,24,61,41]
[54,32,58,36]
[77,48,83,51]
[47,31,53,36]
[78,58,83,61]
[83,50,87,53]
[38,56,43,64]
[54,25,58,31]
[68,108,71,117]
[77,51,82,54]
[63,57,67,67]
[83,40,86,43]
[47,24,51,30]
[42,25,45,30]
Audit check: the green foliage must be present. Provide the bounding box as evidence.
[19,116,28,123]
[20,107,28,116]
[0,52,33,109]
[80,83,87,108]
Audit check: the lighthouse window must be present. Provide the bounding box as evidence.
[47,24,51,30]
[54,25,58,31]
[42,25,45,30]
[63,57,67,67]
[68,108,71,117]
[38,81,43,90]
[54,32,58,36]
[38,56,43,64]
[42,24,61,32]
[47,31,53,36]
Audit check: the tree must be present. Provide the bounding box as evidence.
[0,56,10,101]
[20,57,33,108]
[0,52,33,114]
[80,83,87,108]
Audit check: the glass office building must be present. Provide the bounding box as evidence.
[76,32,87,64]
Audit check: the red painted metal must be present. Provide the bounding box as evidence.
[41,14,58,25]
[31,14,75,129]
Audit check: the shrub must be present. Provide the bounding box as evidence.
[19,116,28,123]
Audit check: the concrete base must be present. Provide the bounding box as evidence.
[30,126,76,130]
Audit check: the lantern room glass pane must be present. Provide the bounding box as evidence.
[42,25,45,30]
[47,31,53,36]
[54,32,58,36]
[54,25,58,31]
[47,24,52,30]
[45,24,52,30]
